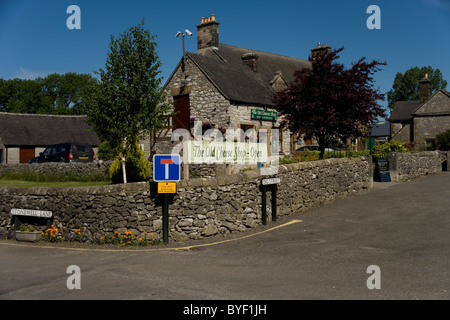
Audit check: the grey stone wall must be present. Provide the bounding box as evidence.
[0,162,111,179]
[0,157,371,242]
[388,151,441,182]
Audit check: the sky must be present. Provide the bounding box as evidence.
[1,0,449,115]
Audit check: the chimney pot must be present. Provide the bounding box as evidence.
[197,14,220,50]
[310,43,331,60]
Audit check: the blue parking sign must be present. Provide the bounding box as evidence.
[153,154,181,182]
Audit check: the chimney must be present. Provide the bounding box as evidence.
[197,14,219,50]
[419,73,431,103]
[241,53,258,72]
[310,42,331,60]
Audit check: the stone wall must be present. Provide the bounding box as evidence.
[388,151,442,182]
[0,157,371,242]
[0,162,111,179]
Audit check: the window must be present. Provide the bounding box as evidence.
[272,127,283,154]
[240,124,255,143]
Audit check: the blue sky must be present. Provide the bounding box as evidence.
[1,0,449,114]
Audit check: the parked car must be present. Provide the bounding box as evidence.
[295,145,337,152]
[29,143,95,163]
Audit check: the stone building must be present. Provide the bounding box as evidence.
[0,112,100,164]
[390,74,450,149]
[154,14,321,160]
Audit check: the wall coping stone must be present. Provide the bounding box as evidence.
[0,181,149,196]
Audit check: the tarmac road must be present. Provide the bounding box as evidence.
[1,172,449,301]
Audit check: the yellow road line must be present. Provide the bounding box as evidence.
[0,219,302,253]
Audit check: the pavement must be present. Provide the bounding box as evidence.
[1,172,449,301]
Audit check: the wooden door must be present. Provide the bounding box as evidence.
[20,148,35,163]
[172,95,190,131]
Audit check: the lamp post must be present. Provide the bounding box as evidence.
[175,29,192,72]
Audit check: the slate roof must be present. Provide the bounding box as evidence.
[174,43,311,106]
[389,100,420,121]
[369,121,391,137]
[0,112,101,147]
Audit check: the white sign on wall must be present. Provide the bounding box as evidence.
[11,208,53,218]
[186,141,268,164]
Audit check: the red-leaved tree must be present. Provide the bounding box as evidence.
[273,46,386,159]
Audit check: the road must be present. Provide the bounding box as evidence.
[1,172,449,301]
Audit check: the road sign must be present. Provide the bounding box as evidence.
[262,177,280,185]
[153,154,181,182]
[157,182,177,194]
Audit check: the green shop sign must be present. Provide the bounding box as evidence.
[251,109,277,121]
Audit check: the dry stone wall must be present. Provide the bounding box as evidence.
[0,162,111,178]
[388,151,441,182]
[0,157,372,242]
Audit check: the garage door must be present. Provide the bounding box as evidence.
[20,148,35,163]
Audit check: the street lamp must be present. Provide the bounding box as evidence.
[175,29,192,72]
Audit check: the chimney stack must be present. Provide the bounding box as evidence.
[197,14,219,50]
[419,73,431,103]
[310,42,331,60]
[241,53,259,72]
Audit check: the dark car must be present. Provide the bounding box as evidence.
[29,143,96,163]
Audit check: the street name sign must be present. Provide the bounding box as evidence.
[11,208,52,218]
[261,177,281,185]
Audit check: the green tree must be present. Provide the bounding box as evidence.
[109,136,151,183]
[86,21,171,183]
[273,46,386,159]
[0,73,97,114]
[40,73,99,114]
[0,78,48,113]
[387,66,447,110]
[435,129,450,151]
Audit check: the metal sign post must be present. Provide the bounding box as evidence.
[153,155,180,244]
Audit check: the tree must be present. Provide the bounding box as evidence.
[0,73,97,114]
[41,73,98,114]
[435,129,450,151]
[387,66,447,110]
[272,46,386,159]
[0,78,48,113]
[109,135,151,183]
[86,21,171,183]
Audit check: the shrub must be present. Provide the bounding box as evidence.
[371,140,409,159]
[436,129,450,151]
[109,137,151,183]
